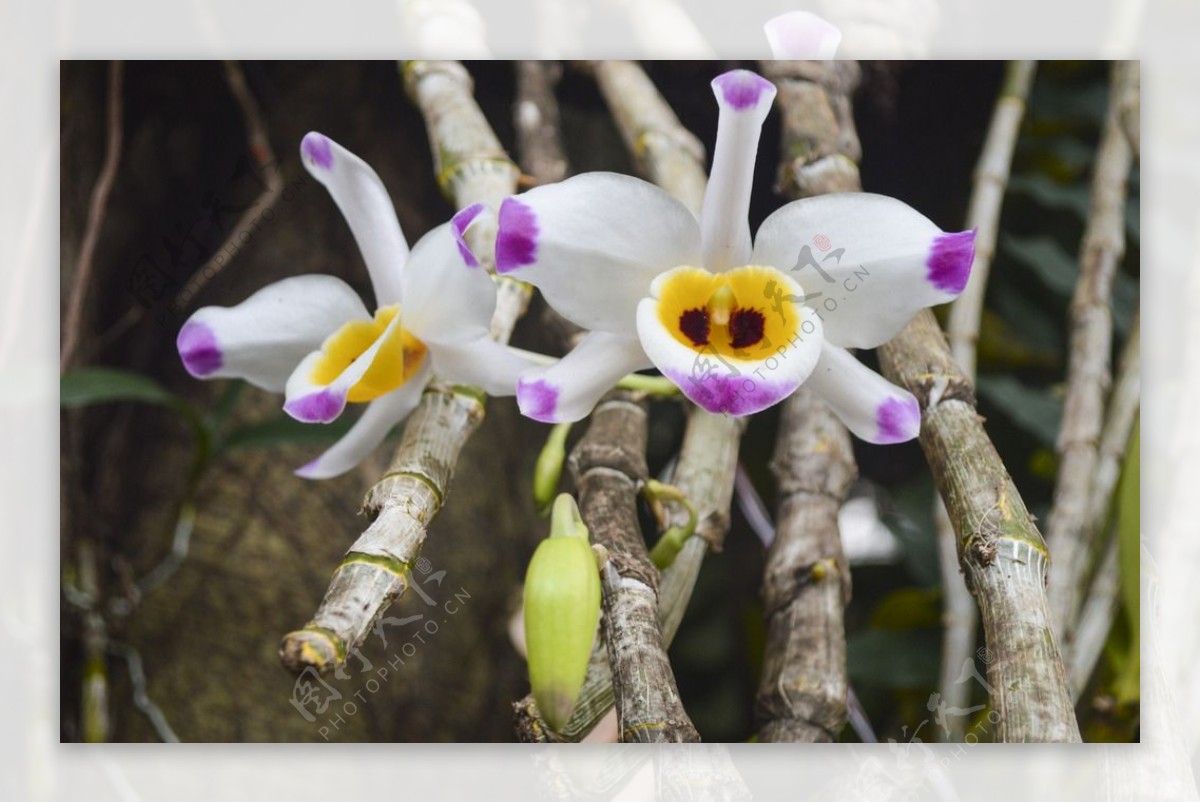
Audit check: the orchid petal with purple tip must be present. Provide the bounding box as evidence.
[177,133,531,479]
[495,68,973,443]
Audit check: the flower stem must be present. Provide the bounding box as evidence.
[938,59,1036,740]
[643,480,698,569]
[279,60,526,677]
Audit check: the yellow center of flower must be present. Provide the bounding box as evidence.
[310,305,427,403]
[656,265,803,360]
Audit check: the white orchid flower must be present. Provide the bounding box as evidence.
[177,132,530,478]
[495,69,975,444]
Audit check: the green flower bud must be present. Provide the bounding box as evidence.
[524,494,601,731]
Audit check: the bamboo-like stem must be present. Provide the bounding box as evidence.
[1068,311,1139,698]
[1068,534,1119,700]
[592,60,708,217]
[514,60,745,742]
[762,60,863,198]
[279,60,526,675]
[1086,311,1140,545]
[571,393,699,743]
[1046,61,1138,650]
[947,61,1036,380]
[877,312,1081,742]
[514,61,568,186]
[758,387,856,742]
[937,60,1036,740]
[61,60,123,373]
[752,60,861,743]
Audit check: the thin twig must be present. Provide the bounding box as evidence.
[571,393,699,742]
[878,312,1081,742]
[937,59,1036,740]
[1046,61,1138,651]
[108,641,181,743]
[592,60,708,217]
[172,61,282,308]
[92,61,282,358]
[61,60,123,373]
[753,59,861,743]
[280,61,527,675]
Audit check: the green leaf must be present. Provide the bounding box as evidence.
[976,375,1064,447]
[1008,176,1091,219]
[988,282,1066,355]
[847,628,941,689]
[869,587,943,631]
[1001,233,1137,338]
[1001,232,1078,296]
[1029,78,1110,122]
[1026,134,1094,173]
[61,367,178,408]
[222,414,357,451]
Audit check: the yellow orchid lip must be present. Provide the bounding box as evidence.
[310,305,427,403]
[653,265,804,363]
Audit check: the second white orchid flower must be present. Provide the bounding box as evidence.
[177,132,529,478]
[495,69,975,445]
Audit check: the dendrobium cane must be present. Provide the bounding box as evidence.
[495,69,975,444]
[177,132,529,478]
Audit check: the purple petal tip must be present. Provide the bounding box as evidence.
[927,229,976,295]
[177,321,223,377]
[713,70,776,112]
[451,203,485,268]
[875,396,921,444]
[665,369,789,417]
[284,390,345,424]
[517,378,559,423]
[301,133,334,170]
[495,198,539,274]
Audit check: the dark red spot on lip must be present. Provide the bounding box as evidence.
[729,309,766,349]
[679,308,710,346]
